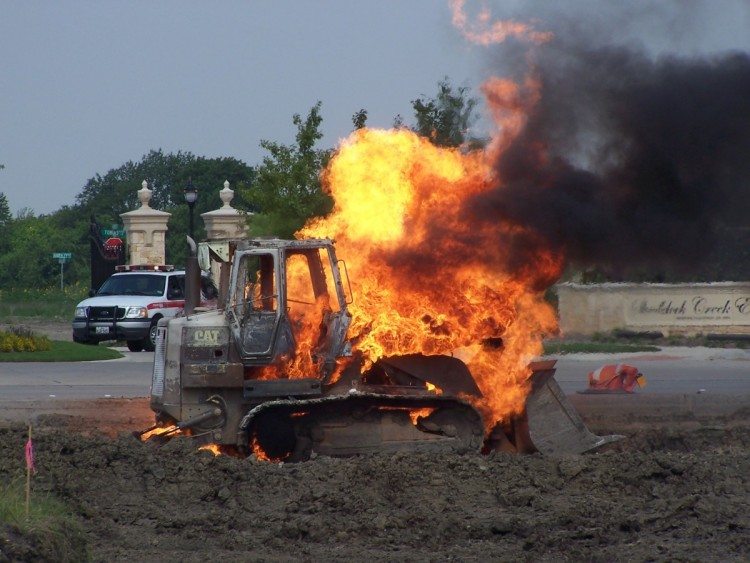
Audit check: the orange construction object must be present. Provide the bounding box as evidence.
[587,364,646,393]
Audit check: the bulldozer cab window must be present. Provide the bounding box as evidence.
[284,250,341,356]
[232,253,277,313]
[285,250,340,314]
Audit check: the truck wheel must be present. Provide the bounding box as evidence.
[126,340,144,352]
[73,335,97,345]
[143,320,159,352]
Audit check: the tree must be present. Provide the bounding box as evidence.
[0,192,10,226]
[352,109,368,130]
[410,77,481,148]
[240,102,333,238]
[75,150,255,266]
[0,192,12,259]
[0,212,88,289]
[77,150,197,219]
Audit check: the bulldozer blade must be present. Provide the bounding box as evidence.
[519,361,623,455]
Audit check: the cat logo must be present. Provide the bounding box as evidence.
[193,329,220,346]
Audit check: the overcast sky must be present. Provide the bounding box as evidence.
[1,1,748,216]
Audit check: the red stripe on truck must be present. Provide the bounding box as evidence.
[147,301,185,310]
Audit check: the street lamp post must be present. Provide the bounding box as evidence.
[183,178,200,313]
[184,179,198,240]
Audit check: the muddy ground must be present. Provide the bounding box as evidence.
[0,397,748,562]
[1,319,749,560]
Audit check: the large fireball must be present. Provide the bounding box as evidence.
[300,127,561,426]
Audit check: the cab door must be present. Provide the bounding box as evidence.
[227,250,284,359]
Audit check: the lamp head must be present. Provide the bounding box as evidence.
[184,179,198,205]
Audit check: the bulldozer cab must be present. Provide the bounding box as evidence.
[227,239,351,378]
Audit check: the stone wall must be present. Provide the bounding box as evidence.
[557,282,750,337]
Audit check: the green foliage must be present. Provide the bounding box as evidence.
[162,155,256,266]
[0,192,11,226]
[0,150,257,290]
[0,150,256,290]
[241,102,334,238]
[0,284,88,320]
[411,78,482,148]
[0,193,12,263]
[0,213,87,290]
[76,149,193,217]
[74,149,255,267]
[352,109,368,130]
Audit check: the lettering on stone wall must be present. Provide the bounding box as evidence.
[627,292,750,325]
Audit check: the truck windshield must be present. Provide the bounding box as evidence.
[97,274,166,296]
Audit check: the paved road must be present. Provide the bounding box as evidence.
[1,346,748,401]
[551,346,750,395]
[0,348,154,400]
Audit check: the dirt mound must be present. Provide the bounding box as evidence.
[1,419,749,561]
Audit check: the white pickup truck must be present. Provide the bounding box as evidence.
[72,265,218,351]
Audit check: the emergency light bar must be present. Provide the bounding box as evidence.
[115,264,175,272]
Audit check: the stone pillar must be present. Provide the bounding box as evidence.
[120,181,171,266]
[200,180,250,241]
[201,181,251,300]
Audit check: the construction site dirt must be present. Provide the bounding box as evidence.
[1,396,748,561]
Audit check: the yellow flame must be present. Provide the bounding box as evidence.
[409,407,436,426]
[139,424,178,441]
[299,128,559,428]
[426,382,442,395]
[198,443,221,456]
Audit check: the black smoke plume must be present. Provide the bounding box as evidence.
[468,37,750,281]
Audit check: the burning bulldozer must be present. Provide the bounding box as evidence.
[139,237,619,460]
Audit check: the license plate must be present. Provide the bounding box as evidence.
[95,326,110,334]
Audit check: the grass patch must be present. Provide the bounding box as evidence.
[543,341,661,355]
[0,340,122,362]
[0,478,88,561]
[0,285,88,321]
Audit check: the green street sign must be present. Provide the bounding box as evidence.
[101,227,126,238]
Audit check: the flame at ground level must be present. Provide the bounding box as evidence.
[300,128,561,428]
[198,443,221,456]
[139,424,179,441]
